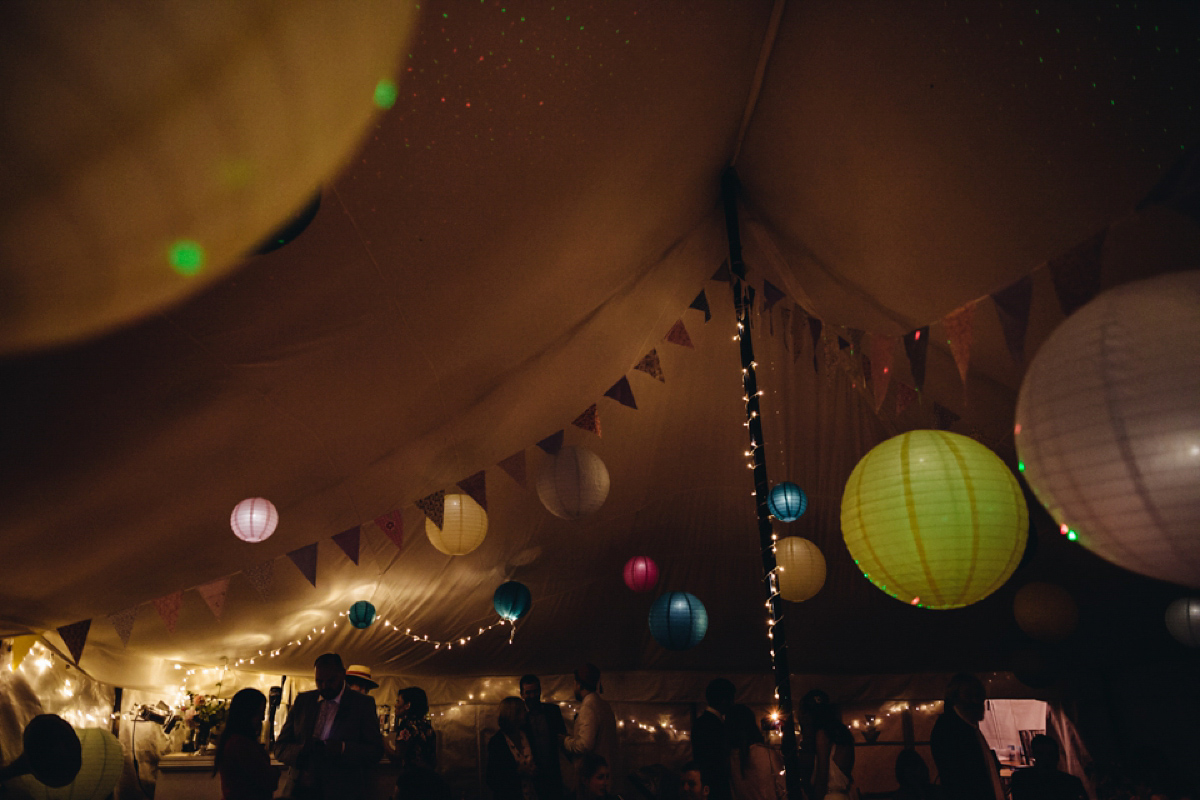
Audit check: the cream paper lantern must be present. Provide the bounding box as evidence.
[12,728,123,800]
[841,430,1028,609]
[425,494,488,556]
[1012,582,1078,642]
[1165,597,1200,648]
[230,497,278,543]
[1015,271,1200,589]
[0,2,417,353]
[536,446,611,520]
[776,536,826,602]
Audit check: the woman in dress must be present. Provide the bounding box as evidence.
[727,704,785,800]
[392,686,439,798]
[486,696,538,800]
[211,688,279,800]
[799,690,856,800]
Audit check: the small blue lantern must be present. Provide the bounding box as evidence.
[348,601,376,629]
[493,581,532,622]
[768,482,808,522]
[648,591,708,651]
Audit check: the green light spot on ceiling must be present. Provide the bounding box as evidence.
[168,240,205,276]
[1018,461,1025,472]
[374,79,399,109]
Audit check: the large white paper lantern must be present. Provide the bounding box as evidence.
[841,430,1028,609]
[230,497,278,543]
[0,2,417,353]
[12,727,123,800]
[425,494,488,556]
[1015,271,1200,588]
[536,446,610,520]
[1165,597,1200,648]
[776,536,826,602]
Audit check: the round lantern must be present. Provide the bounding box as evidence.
[1165,597,1200,648]
[13,727,123,800]
[493,581,532,622]
[0,2,418,353]
[768,482,808,522]
[536,446,610,520]
[648,592,708,651]
[623,556,660,593]
[425,494,488,555]
[348,601,376,629]
[1015,271,1200,589]
[776,537,826,602]
[1012,582,1078,642]
[841,430,1028,609]
[230,498,279,543]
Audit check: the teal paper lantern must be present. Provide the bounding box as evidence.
[493,581,532,622]
[768,482,808,522]
[348,601,376,629]
[648,592,708,650]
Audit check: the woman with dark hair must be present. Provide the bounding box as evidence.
[392,686,440,798]
[576,752,622,800]
[486,696,538,800]
[212,688,279,800]
[800,690,856,800]
[726,704,785,800]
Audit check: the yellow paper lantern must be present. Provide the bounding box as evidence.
[841,430,1028,609]
[11,727,123,800]
[776,536,826,602]
[536,446,611,520]
[1013,582,1078,642]
[425,494,488,556]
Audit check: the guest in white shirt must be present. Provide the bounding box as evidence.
[561,663,622,794]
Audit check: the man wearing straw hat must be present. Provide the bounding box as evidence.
[344,665,379,695]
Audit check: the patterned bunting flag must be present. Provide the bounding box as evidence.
[196,577,231,619]
[244,561,275,601]
[536,430,564,455]
[1047,229,1106,317]
[711,259,731,283]
[902,327,930,392]
[895,382,919,416]
[108,607,139,647]
[572,405,601,437]
[943,301,977,392]
[287,543,319,587]
[375,510,405,550]
[933,402,962,431]
[331,528,361,565]
[416,491,445,530]
[498,451,527,487]
[808,316,823,372]
[457,471,488,512]
[665,320,694,348]
[992,275,1034,365]
[57,619,91,665]
[152,591,183,634]
[633,349,665,382]
[866,333,895,412]
[689,291,712,322]
[763,280,787,312]
[604,376,638,409]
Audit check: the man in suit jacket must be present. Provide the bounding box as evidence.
[521,673,567,800]
[274,653,384,800]
[691,678,734,800]
[931,673,1004,800]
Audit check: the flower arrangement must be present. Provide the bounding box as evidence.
[182,692,227,732]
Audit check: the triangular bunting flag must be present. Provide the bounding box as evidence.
[457,471,488,512]
[763,280,786,312]
[287,543,319,587]
[942,301,977,391]
[374,510,405,550]
[572,404,602,437]
[416,490,446,530]
[895,382,919,416]
[56,619,91,665]
[498,451,527,487]
[11,634,37,670]
[196,577,231,620]
[808,316,823,372]
[992,275,1034,365]
[780,306,792,351]
[536,431,564,455]
[604,376,638,409]
[633,349,665,382]
[331,527,361,565]
[1047,229,1106,317]
[689,291,712,322]
[109,608,138,648]
[933,402,962,431]
[711,260,731,283]
[1137,144,1200,221]
[243,561,275,601]
[152,591,183,634]
[837,335,851,350]
[866,334,895,412]
[665,319,694,348]
[902,327,930,392]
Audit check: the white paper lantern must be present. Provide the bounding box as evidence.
[1016,271,1200,588]
[230,497,278,543]
[1165,597,1200,648]
[426,494,488,556]
[776,536,826,602]
[536,446,611,520]
[12,727,123,800]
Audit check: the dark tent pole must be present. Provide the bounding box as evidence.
[721,168,803,800]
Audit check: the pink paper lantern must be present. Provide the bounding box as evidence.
[623,556,659,593]
[230,497,279,543]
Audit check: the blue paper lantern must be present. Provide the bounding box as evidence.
[493,581,532,622]
[768,482,808,522]
[648,591,708,651]
[348,601,376,629]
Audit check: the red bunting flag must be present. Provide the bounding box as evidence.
[665,320,694,348]
[457,471,488,512]
[895,382,919,416]
[196,577,231,619]
[572,404,601,437]
[992,275,1034,366]
[416,491,445,530]
[536,430,564,455]
[604,376,638,409]
[633,349,665,382]
[1048,229,1106,317]
[153,591,184,634]
[866,334,895,412]
[374,510,405,550]
[287,543,319,587]
[243,561,275,601]
[689,291,712,322]
[902,327,930,392]
[331,528,361,565]
[498,451,527,487]
[108,607,139,647]
[57,619,91,665]
[942,301,977,393]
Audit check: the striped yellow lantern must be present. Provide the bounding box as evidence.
[841,430,1027,609]
[776,536,827,602]
[426,494,489,556]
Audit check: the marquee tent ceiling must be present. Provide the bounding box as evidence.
[2,1,1199,690]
